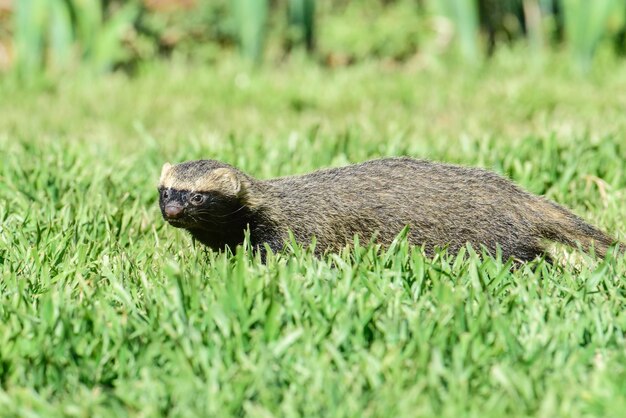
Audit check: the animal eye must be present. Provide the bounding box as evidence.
[161,189,169,199]
[190,194,205,205]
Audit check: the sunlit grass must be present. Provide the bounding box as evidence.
[1,56,625,416]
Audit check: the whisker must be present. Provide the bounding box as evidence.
[193,205,249,219]
[193,214,238,226]
[221,205,248,217]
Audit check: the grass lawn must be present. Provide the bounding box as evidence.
[1,53,626,417]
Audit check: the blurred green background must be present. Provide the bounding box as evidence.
[1,0,626,79]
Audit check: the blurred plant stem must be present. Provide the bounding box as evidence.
[288,0,315,51]
[438,0,481,63]
[232,0,268,62]
[561,0,622,71]
[523,0,545,62]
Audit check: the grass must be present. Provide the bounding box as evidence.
[1,52,626,417]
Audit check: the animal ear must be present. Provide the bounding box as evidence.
[160,162,172,184]
[212,167,243,197]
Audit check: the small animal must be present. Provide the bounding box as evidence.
[158,157,620,261]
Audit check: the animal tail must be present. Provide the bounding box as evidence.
[536,199,621,258]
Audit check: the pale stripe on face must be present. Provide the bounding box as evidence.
[159,163,241,196]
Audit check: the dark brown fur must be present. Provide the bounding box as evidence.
[158,157,620,261]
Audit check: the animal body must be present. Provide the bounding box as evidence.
[158,157,619,261]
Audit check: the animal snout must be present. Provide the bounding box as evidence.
[164,204,184,219]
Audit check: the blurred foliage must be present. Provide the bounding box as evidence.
[286,0,315,52]
[132,1,234,62]
[436,0,481,63]
[232,0,268,62]
[561,0,625,70]
[318,1,423,64]
[2,0,626,78]
[0,0,11,70]
[12,0,138,79]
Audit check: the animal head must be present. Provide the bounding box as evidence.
[158,160,249,230]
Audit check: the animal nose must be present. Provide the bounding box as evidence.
[164,204,184,219]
